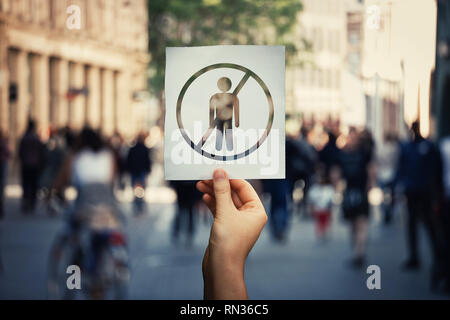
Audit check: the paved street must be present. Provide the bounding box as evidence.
[0,189,448,300]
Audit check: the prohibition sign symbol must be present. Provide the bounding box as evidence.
[176,63,274,161]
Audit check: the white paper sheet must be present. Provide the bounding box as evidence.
[164,45,285,180]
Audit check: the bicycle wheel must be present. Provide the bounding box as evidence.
[90,245,130,300]
[47,234,81,300]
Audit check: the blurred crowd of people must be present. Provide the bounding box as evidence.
[282,123,376,269]
[0,117,449,294]
[0,120,154,218]
[0,120,203,248]
[280,119,449,293]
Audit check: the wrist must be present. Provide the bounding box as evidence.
[206,255,247,300]
[209,243,246,270]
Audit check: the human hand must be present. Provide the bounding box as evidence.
[196,169,267,300]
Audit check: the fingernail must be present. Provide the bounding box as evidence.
[213,169,226,181]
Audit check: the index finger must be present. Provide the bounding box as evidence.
[198,180,244,209]
[230,179,263,207]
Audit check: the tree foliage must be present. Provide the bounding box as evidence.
[148,0,304,96]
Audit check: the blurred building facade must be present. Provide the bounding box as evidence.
[350,0,402,145]
[286,0,347,124]
[434,0,450,140]
[0,0,150,145]
[346,2,363,77]
[340,0,366,129]
[361,0,437,145]
[287,0,438,146]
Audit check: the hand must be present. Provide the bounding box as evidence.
[196,169,268,300]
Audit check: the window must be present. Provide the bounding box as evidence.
[349,31,360,45]
[335,70,341,89]
[318,69,324,88]
[317,29,323,51]
[335,31,341,52]
[299,68,305,85]
[326,69,332,88]
[311,68,317,86]
[328,30,334,51]
[349,53,360,75]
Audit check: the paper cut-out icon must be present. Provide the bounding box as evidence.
[209,77,240,151]
[165,46,285,180]
[176,63,274,162]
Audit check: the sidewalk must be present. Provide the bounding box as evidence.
[0,195,447,299]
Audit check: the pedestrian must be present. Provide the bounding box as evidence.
[126,133,152,213]
[171,180,202,246]
[307,166,335,240]
[377,133,400,224]
[62,125,76,151]
[18,120,45,214]
[359,128,376,160]
[394,121,445,288]
[40,129,67,215]
[0,130,11,219]
[54,127,123,228]
[285,127,317,216]
[439,134,450,292]
[51,127,126,299]
[337,127,375,268]
[319,130,340,180]
[110,132,127,191]
[263,179,289,242]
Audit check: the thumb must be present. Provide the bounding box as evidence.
[213,169,234,212]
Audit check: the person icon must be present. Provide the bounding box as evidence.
[209,77,240,151]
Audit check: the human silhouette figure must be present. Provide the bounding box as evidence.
[209,77,240,151]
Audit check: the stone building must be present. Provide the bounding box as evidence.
[0,0,150,145]
[286,0,347,122]
[361,0,437,143]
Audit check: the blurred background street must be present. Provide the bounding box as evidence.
[0,183,446,300]
[1,0,450,300]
